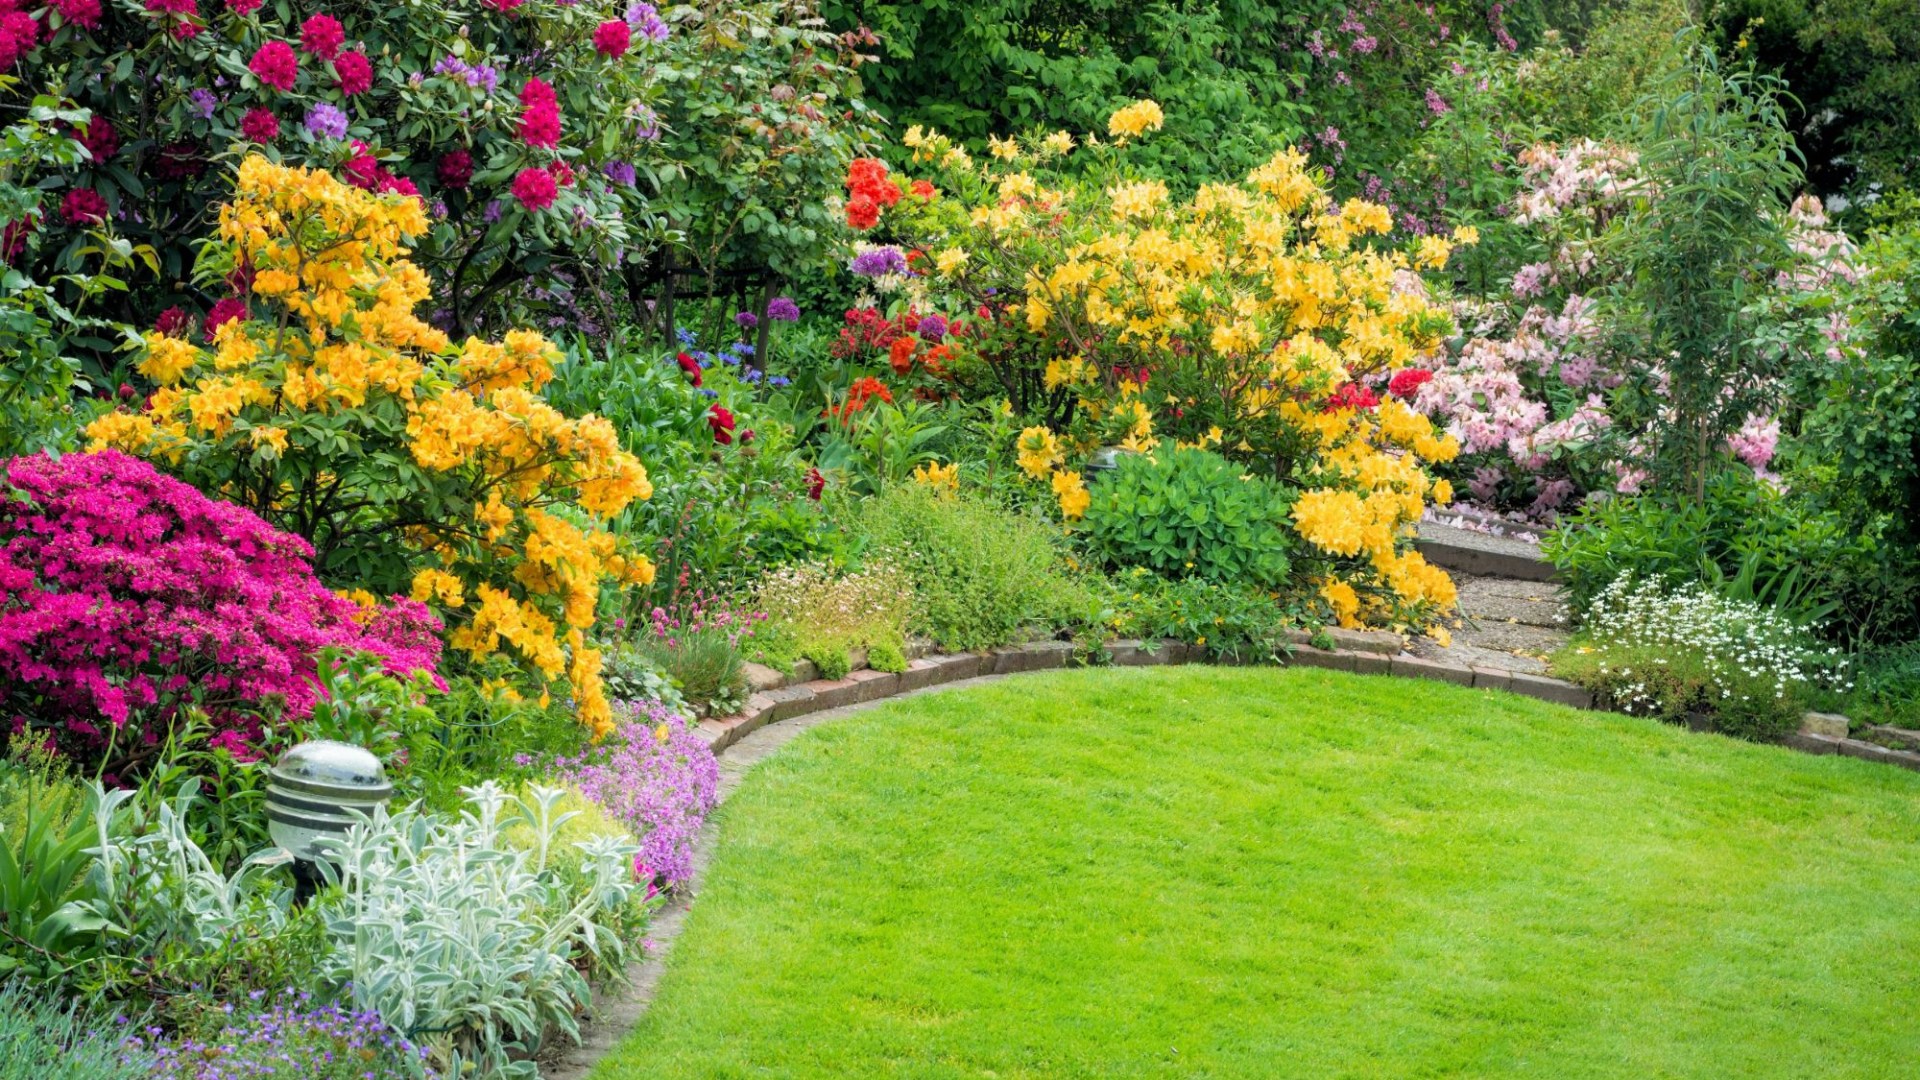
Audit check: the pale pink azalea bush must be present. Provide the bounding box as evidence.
[0,449,441,770]
[1415,140,1853,521]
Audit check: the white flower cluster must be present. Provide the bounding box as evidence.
[1584,576,1850,715]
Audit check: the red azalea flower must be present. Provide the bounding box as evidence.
[510,166,557,211]
[74,117,117,161]
[593,19,630,58]
[299,13,344,58]
[154,306,192,337]
[1387,368,1433,399]
[675,351,702,386]
[707,404,736,445]
[804,467,826,501]
[205,297,248,340]
[1324,382,1380,412]
[333,49,372,95]
[239,107,279,143]
[888,335,915,376]
[910,179,936,199]
[61,188,108,226]
[56,0,102,29]
[845,193,878,230]
[249,41,298,91]
[437,149,473,189]
[117,382,135,400]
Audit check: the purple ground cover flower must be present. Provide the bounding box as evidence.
[553,703,720,886]
[130,998,436,1079]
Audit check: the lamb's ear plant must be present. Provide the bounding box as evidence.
[316,782,643,1080]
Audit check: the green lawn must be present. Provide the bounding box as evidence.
[594,667,1920,1079]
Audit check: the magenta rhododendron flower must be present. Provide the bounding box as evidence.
[0,451,442,769]
[249,40,298,91]
[56,0,102,30]
[204,296,248,339]
[437,148,473,189]
[510,165,557,210]
[517,77,561,148]
[60,188,108,226]
[239,106,279,143]
[298,12,344,58]
[73,117,118,161]
[333,48,372,95]
[592,19,630,58]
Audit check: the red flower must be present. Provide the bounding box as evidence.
[1324,382,1380,412]
[510,166,557,211]
[204,297,248,340]
[152,141,205,180]
[910,179,936,199]
[55,0,101,29]
[239,107,279,144]
[117,383,135,400]
[551,161,574,188]
[1,213,35,263]
[437,149,472,189]
[1387,368,1433,399]
[708,404,736,445]
[0,10,39,66]
[171,18,199,38]
[675,351,702,386]
[333,49,372,95]
[593,19,630,58]
[845,194,880,231]
[60,188,108,226]
[249,41,298,91]
[804,467,826,501]
[154,306,192,337]
[483,0,522,9]
[74,117,117,161]
[888,335,916,376]
[227,0,260,13]
[342,144,382,190]
[298,12,344,58]
[517,77,561,148]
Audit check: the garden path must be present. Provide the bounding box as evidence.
[1410,519,1569,674]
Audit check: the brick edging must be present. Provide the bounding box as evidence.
[702,638,1594,755]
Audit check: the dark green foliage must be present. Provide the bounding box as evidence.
[1081,447,1295,589]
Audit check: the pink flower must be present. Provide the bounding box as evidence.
[55,0,101,29]
[518,77,561,148]
[298,12,344,58]
[60,188,108,226]
[593,19,630,58]
[437,149,473,189]
[74,117,117,161]
[204,297,248,339]
[153,306,192,336]
[226,0,260,13]
[333,48,372,95]
[249,40,298,91]
[0,10,39,67]
[510,166,557,211]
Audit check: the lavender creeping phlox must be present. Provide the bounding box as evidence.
[551,702,719,887]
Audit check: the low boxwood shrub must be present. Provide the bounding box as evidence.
[1081,446,1296,588]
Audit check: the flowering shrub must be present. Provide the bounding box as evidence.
[0,449,439,769]
[1551,575,1849,740]
[752,559,914,676]
[84,157,651,737]
[628,591,762,713]
[552,704,720,887]
[864,111,1465,630]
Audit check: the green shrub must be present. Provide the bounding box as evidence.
[1838,643,1920,731]
[1103,569,1302,663]
[1081,447,1296,589]
[867,640,909,674]
[0,981,151,1080]
[859,487,1075,650]
[752,560,914,675]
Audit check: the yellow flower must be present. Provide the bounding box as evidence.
[410,567,466,608]
[248,425,289,456]
[1107,99,1165,139]
[1042,130,1075,156]
[988,134,1021,160]
[1050,468,1090,520]
[935,247,970,275]
[1015,426,1063,479]
[1450,225,1480,246]
[912,461,960,490]
[1320,579,1362,629]
[138,334,200,386]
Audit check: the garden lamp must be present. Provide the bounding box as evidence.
[1083,446,1136,484]
[265,739,392,867]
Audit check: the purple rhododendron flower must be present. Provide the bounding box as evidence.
[917,313,947,340]
[189,87,218,119]
[304,102,349,141]
[603,160,637,186]
[625,1,669,40]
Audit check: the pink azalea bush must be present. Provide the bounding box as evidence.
[1414,139,1856,521]
[0,450,441,768]
[552,701,719,887]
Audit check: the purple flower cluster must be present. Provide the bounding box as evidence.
[553,703,720,886]
[733,310,757,329]
[849,245,907,278]
[431,54,501,93]
[129,996,435,1079]
[304,102,348,141]
[602,160,636,186]
[767,296,800,322]
[625,1,668,41]
[916,313,947,341]
[189,87,219,119]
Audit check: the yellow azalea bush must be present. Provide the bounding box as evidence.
[86,156,653,737]
[864,106,1469,631]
